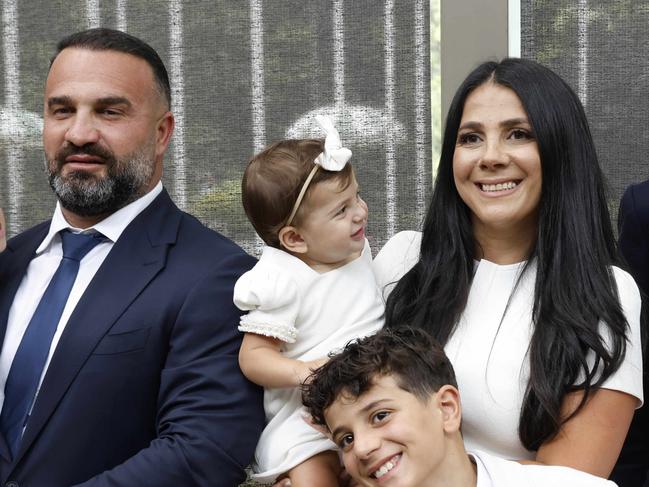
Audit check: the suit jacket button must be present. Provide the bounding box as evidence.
[5,481,18,487]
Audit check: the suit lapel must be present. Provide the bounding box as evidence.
[0,223,49,462]
[0,223,49,349]
[13,191,182,465]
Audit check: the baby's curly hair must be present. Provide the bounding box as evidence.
[242,139,354,248]
[302,327,458,428]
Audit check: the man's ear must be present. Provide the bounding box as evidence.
[435,385,462,434]
[278,226,308,254]
[155,111,175,158]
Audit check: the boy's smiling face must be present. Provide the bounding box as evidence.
[325,375,456,487]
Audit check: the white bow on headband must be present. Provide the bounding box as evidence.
[314,115,352,171]
[284,116,352,226]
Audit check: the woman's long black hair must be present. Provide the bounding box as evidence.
[385,58,628,451]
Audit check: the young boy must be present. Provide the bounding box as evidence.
[302,327,618,487]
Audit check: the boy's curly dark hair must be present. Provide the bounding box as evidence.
[302,327,457,428]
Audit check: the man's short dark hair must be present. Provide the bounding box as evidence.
[302,327,458,428]
[51,28,171,108]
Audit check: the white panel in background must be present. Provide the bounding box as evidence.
[577,0,588,106]
[249,0,266,252]
[86,0,101,28]
[2,0,24,233]
[168,0,187,209]
[250,0,266,153]
[414,0,427,225]
[333,0,345,110]
[117,0,127,32]
[384,0,396,236]
[508,0,521,58]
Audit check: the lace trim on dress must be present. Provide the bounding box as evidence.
[238,318,298,343]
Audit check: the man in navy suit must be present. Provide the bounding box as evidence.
[612,179,649,487]
[0,28,264,486]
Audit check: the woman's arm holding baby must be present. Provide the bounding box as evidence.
[239,333,327,388]
[531,388,636,477]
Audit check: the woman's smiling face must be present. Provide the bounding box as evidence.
[453,82,542,244]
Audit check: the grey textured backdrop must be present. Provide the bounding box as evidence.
[522,0,649,223]
[0,0,431,255]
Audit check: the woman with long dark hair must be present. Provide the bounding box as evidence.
[373,58,642,477]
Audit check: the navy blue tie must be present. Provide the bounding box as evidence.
[0,230,103,457]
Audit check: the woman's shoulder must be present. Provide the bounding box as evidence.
[610,265,641,300]
[376,230,422,253]
[372,231,422,299]
[597,265,644,405]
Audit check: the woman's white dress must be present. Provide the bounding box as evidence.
[234,240,384,482]
[373,231,643,460]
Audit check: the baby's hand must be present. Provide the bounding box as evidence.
[0,208,6,252]
[300,357,328,384]
[271,477,292,487]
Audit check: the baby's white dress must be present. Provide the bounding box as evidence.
[373,231,643,460]
[234,239,384,482]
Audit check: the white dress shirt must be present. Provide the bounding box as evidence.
[0,182,163,412]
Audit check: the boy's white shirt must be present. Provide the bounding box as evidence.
[470,450,618,487]
[472,451,494,487]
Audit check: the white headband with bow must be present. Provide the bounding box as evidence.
[285,115,352,226]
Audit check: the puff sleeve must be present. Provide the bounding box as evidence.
[234,263,300,343]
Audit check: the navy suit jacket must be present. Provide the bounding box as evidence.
[612,179,649,487]
[0,189,264,486]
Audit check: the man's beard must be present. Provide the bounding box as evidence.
[46,142,155,217]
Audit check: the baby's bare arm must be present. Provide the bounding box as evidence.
[239,333,327,388]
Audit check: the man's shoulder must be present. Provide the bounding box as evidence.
[6,220,50,245]
[622,178,649,216]
[628,178,649,194]
[166,211,256,276]
[135,192,255,269]
[0,220,50,261]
